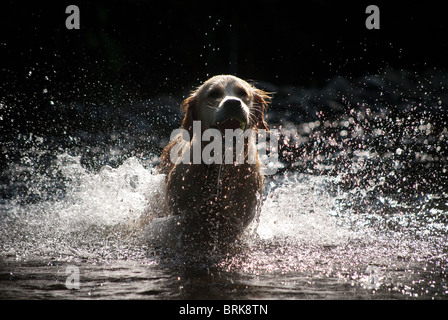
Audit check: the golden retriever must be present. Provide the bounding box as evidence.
[159,75,271,246]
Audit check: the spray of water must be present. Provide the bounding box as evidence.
[1,70,448,298]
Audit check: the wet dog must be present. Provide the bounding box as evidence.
[159,75,271,246]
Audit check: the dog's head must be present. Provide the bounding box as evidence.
[180,75,271,133]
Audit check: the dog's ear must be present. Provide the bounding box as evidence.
[253,88,271,131]
[180,91,198,132]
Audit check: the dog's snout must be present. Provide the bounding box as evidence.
[215,98,247,125]
[222,98,242,110]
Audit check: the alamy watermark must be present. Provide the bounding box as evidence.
[65,5,80,30]
[169,121,280,175]
[365,5,380,29]
[65,265,80,290]
[65,5,380,31]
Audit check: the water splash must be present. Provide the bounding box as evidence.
[1,150,446,258]
[1,153,162,261]
[1,69,448,298]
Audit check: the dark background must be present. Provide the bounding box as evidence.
[2,1,447,100]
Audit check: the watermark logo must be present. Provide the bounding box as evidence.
[365,5,380,30]
[65,265,80,290]
[169,121,280,175]
[363,265,382,290]
[66,5,80,30]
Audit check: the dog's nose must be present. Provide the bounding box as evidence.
[222,98,242,111]
[216,98,247,124]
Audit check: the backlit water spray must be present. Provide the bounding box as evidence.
[1,70,448,299]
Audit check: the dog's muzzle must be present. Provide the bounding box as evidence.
[214,98,249,132]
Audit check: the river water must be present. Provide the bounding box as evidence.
[1,69,447,299]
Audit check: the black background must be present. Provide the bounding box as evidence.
[2,0,447,100]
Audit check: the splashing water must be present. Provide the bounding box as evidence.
[1,149,447,299]
[1,70,448,299]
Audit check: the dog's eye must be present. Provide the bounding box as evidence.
[208,88,222,99]
[236,88,248,98]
